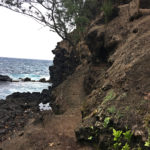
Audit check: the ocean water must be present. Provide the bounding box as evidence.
[0,57,52,99]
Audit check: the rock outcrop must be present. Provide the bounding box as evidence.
[0,89,51,142]
[49,41,80,87]
[22,77,31,82]
[0,75,12,82]
[39,78,46,82]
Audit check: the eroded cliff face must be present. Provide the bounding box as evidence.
[50,0,150,149]
[49,41,80,88]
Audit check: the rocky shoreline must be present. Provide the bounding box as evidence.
[0,75,50,83]
[0,87,51,142]
[0,74,52,141]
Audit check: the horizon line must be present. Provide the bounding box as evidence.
[0,56,53,61]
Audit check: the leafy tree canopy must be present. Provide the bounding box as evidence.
[0,0,99,46]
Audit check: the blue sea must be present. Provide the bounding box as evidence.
[0,57,52,99]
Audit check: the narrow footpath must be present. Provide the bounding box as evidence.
[0,66,92,150]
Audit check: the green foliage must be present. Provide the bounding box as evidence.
[116,111,124,119]
[123,130,132,143]
[121,143,130,150]
[88,136,93,140]
[101,0,113,23]
[90,126,94,130]
[114,142,122,150]
[86,126,100,142]
[107,106,116,114]
[83,0,100,20]
[144,141,150,147]
[75,16,89,31]
[103,90,116,104]
[112,128,133,150]
[103,117,110,128]
[145,129,150,147]
[113,129,122,142]
[57,0,87,43]
[62,0,97,43]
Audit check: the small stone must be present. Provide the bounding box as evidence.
[49,142,54,147]
[133,28,138,33]
[102,83,112,91]
[57,142,61,145]
[18,131,24,136]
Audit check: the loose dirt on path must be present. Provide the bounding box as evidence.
[0,65,92,150]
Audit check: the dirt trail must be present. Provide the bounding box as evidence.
[0,66,92,150]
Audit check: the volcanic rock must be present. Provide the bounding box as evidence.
[0,75,12,82]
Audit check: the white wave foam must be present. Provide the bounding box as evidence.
[39,102,52,111]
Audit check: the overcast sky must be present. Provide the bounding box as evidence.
[0,7,61,60]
